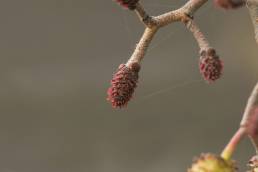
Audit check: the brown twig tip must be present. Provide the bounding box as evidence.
[115,0,140,10]
[213,0,246,9]
[199,48,223,83]
[188,153,237,172]
[107,62,141,108]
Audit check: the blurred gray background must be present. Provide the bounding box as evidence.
[0,0,257,172]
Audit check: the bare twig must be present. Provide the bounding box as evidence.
[221,127,246,160]
[184,18,211,50]
[126,0,209,67]
[126,27,158,66]
[109,0,221,107]
[240,82,258,152]
[182,0,209,15]
[135,3,156,27]
[241,83,258,126]
[247,0,258,44]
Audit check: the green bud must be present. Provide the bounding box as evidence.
[188,153,236,172]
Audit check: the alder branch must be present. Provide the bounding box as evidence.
[155,0,208,27]
[110,1,258,169]
[108,0,225,108]
[237,0,258,154]
[221,127,246,161]
[134,3,156,26]
[240,82,258,152]
[126,27,158,66]
[247,0,258,44]
[126,0,209,67]
[241,83,258,126]
[184,18,211,50]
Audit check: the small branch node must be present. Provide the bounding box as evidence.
[135,3,157,27]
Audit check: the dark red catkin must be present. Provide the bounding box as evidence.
[107,62,141,108]
[213,0,245,9]
[199,48,223,83]
[115,0,140,10]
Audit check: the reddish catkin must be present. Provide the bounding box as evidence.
[199,48,223,83]
[213,0,245,9]
[115,0,140,10]
[107,62,141,108]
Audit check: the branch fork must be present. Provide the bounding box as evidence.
[109,0,219,108]
[110,0,258,170]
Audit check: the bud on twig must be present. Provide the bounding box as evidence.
[199,48,223,83]
[188,153,236,172]
[248,155,258,172]
[214,0,245,9]
[107,62,141,108]
[115,0,140,10]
